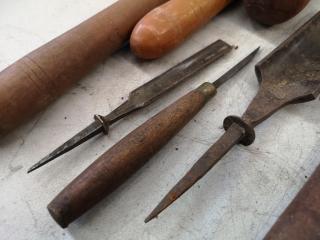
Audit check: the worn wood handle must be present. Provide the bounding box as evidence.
[47,83,216,228]
[0,0,168,135]
[264,164,320,240]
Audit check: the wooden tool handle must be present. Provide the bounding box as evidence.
[130,0,231,59]
[264,164,320,240]
[0,0,168,135]
[47,82,216,228]
[244,0,310,26]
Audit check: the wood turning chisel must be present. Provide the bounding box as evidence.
[28,40,232,173]
[47,47,259,228]
[145,11,320,223]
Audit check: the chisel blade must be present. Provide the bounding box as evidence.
[27,40,232,173]
[145,47,260,222]
[27,121,103,173]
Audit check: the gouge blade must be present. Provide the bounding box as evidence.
[28,40,232,173]
[145,48,260,222]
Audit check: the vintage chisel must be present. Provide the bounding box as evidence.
[28,40,232,173]
[47,48,259,228]
[145,11,320,223]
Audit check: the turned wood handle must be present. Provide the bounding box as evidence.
[0,0,168,135]
[264,164,320,240]
[244,0,310,26]
[130,0,232,59]
[48,82,216,228]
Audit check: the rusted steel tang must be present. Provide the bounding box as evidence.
[146,11,320,222]
[28,40,232,173]
[47,48,259,228]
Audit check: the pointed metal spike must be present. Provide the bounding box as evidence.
[27,40,233,173]
[213,47,260,88]
[145,124,244,222]
[27,121,103,173]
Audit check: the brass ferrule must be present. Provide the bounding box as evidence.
[196,82,217,101]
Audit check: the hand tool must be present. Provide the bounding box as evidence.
[130,0,232,59]
[47,48,259,228]
[264,164,320,240]
[145,11,320,223]
[244,0,310,26]
[0,0,168,135]
[28,40,232,173]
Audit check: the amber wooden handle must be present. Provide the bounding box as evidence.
[0,0,168,135]
[130,0,232,59]
[47,82,216,228]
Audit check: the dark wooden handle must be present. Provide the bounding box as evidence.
[264,164,320,240]
[47,82,216,228]
[0,0,168,135]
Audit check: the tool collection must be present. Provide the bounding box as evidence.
[1,0,319,238]
[46,47,259,228]
[146,12,320,222]
[28,40,233,173]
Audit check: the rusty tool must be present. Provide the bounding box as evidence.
[47,48,258,228]
[28,40,232,173]
[264,164,320,240]
[145,11,320,223]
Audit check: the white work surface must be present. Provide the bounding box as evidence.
[1,1,320,239]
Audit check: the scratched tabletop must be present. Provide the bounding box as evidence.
[1,1,320,239]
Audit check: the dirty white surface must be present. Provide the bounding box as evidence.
[0,1,320,239]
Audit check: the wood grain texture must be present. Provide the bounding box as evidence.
[48,85,216,228]
[264,164,320,240]
[130,0,231,59]
[0,0,168,135]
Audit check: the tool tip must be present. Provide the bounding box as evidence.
[144,213,157,223]
[27,163,41,174]
[145,189,182,223]
[249,47,260,58]
[144,200,170,223]
[27,155,54,174]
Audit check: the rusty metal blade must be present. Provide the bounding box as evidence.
[145,124,244,222]
[213,47,260,87]
[129,40,232,108]
[147,11,320,223]
[27,121,103,173]
[27,40,232,173]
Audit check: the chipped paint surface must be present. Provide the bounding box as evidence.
[0,0,320,239]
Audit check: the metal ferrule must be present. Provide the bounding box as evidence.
[196,82,217,101]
